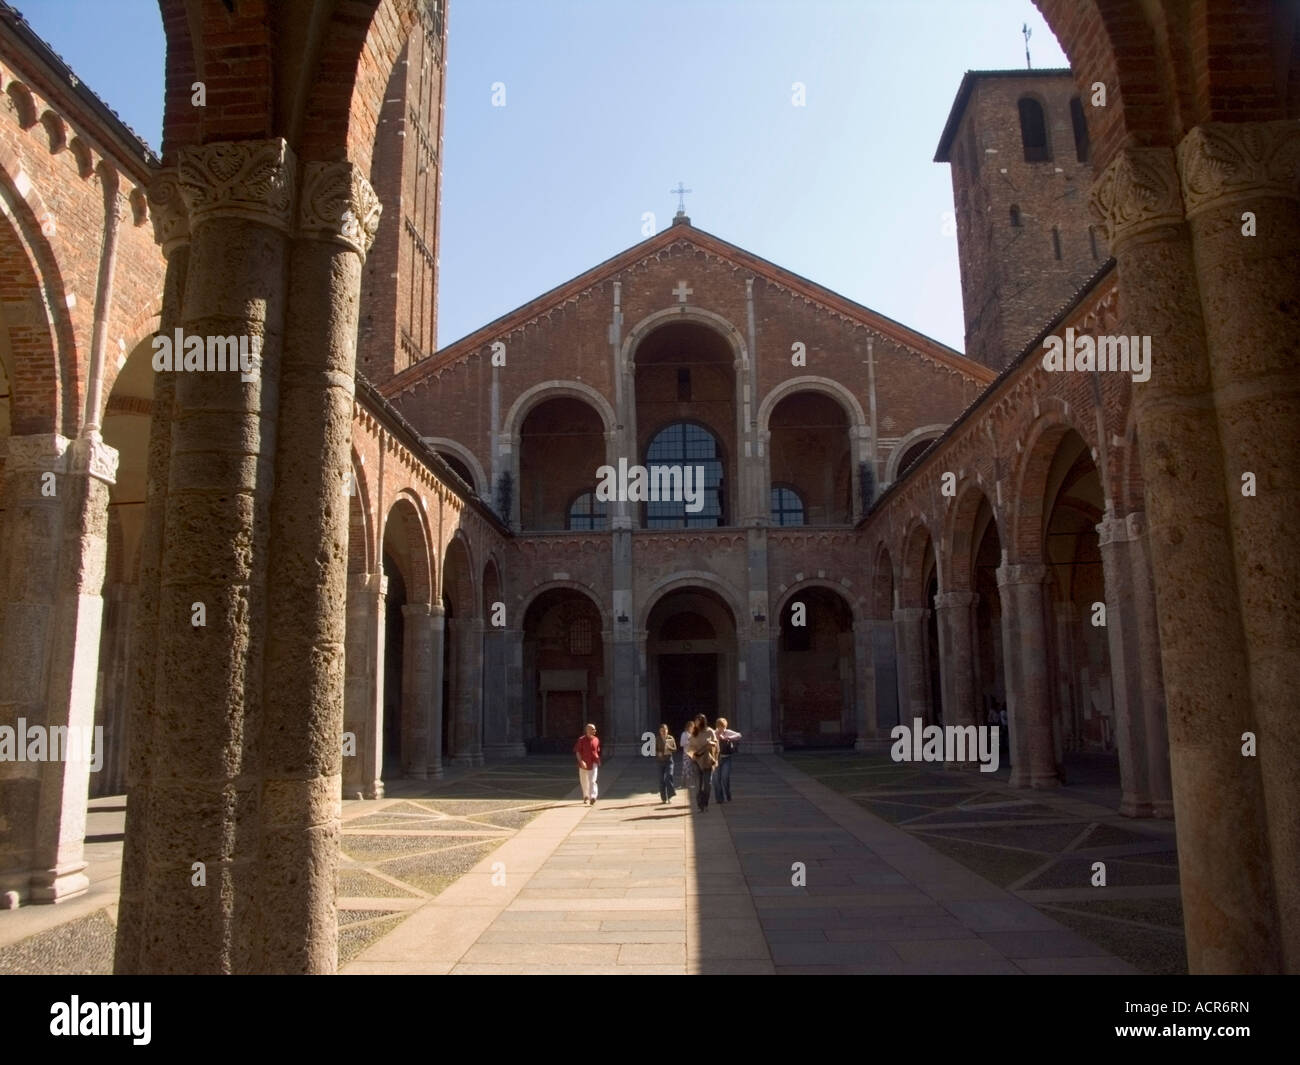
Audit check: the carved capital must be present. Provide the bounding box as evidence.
[177,139,296,233]
[1095,514,1133,548]
[68,431,119,485]
[298,161,382,258]
[3,432,70,473]
[934,590,977,610]
[996,562,1048,588]
[148,168,189,253]
[1177,121,1300,219]
[1089,147,1184,248]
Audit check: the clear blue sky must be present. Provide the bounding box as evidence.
[16,0,1066,354]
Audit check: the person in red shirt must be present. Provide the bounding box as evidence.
[574,723,602,805]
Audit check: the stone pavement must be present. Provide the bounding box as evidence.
[342,754,1138,975]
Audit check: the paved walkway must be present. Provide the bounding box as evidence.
[342,754,1137,975]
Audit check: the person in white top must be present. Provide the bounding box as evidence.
[678,723,694,791]
[686,714,720,813]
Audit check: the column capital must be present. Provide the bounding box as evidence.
[934,590,977,610]
[1089,146,1184,249]
[68,431,118,485]
[349,571,388,597]
[893,606,929,622]
[3,432,70,472]
[996,562,1048,588]
[148,167,188,255]
[297,160,382,258]
[401,602,431,619]
[177,138,296,234]
[1177,121,1300,220]
[1097,510,1149,547]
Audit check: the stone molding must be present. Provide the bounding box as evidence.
[298,161,382,258]
[1177,121,1300,219]
[1089,147,1184,248]
[177,138,296,234]
[996,562,1048,588]
[1096,510,1149,548]
[934,590,977,610]
[147,168,188,252]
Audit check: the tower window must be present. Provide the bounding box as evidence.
[1052,227,1062,261]
[1089,225,1098,260]
[1010,204,1021,227]
[1070,97,1090,163]
[1018,97,1050,162]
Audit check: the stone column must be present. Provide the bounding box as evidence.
[1097,513,1154,817]
[1125,513,1172,818]
[115,169,187,968]
[499,626,525,757]
[0,432,117,905]
[744,526,776,753]
[892,606,931,727]
[343,572,386,800]
[117,139,295,974]
[996,564,1057,788]
[851,617,873,747]
[1178,122,1300,971]
[869,618,899,738]
[934,591,978,767]
[1092,147,1278,973]
[481,622,510,758]
[448,616,483,765]
[427,603,446,776]
[401,604,433,778]
[610,527,637,756]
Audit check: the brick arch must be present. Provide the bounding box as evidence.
[897,517,939,609]
[622,306,749,370]
[518,580,611,632]
[637,571,744,634]
[503,381,616,441]
[870,541,895,619]
[442,530,477,619]
[1006,407,1100,562]
[481,555,502,617]
[0,162,75,435]
[381,490,433,607]
[884,423,947,484]
[757,375,867,432]
[774,578,863,628]
[347,447,375,576]
[942,481,1002,593]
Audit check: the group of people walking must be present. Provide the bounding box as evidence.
[655,716,741,812]
[572,717,742,812]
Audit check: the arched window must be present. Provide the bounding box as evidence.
[1018,97,1050,162]
[770,485,805,527]
[1070,97,1090,163]
[567,490,608,531]
[1010,204,1021,227]
[644,422,725,528]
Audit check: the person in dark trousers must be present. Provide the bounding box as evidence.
[574,722,601,805]
[713,717,741,803]
[686,714,719,813]
[655,724,677,804]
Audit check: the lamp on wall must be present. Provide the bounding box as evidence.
[753,611,766,623]
[616,612,629,624]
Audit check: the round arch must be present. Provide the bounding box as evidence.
[518,580,611,632]
[774,578,864,628]
[637,570,745,634]
[381,490,434,606]
[348,447,375,576]
[898,516,941,608]
[422,436,487,496]
[441,528,477,617]
[1007,404,1103,562]
[622,305,748,370]
[870,541,896,618]
[942,481,1003,592]
[502,380,616,443]
[884,424,948,484]
[757,375,867,432]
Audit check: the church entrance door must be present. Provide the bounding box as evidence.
[658,653,718,735]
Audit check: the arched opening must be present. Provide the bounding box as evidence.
[643,421,725,527]
[521,588,605,752]
[971,495,1006,748]
[480,558,508,755]
[380,498,431,777]
[518,396,605,531]
[893,435,937,481]
[645,587,737,737]
[871,545,900,733]
[777,587,855,747]
[1018,95,1050,162]
[1041,431,1114,779]
[634,321,736,527]
[92,334,154,796]
[442,534,479,763]
[923,545,942,726]
[768,391,852,525]
[436,451,476,494]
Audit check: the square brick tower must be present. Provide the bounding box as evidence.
[935,69,1109,371]
[358,0,448,383]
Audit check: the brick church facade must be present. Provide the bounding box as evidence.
[0,0,1295,975]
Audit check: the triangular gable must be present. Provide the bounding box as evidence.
[384,222,995,391]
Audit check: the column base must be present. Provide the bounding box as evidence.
[1119,794,1154,818]
[1151,798,1174,819]
[28,865,90,904]
[1029,773,1062,789]
[404,768,429,781]
[365,781,386,800]
[1008,766,1030,788]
